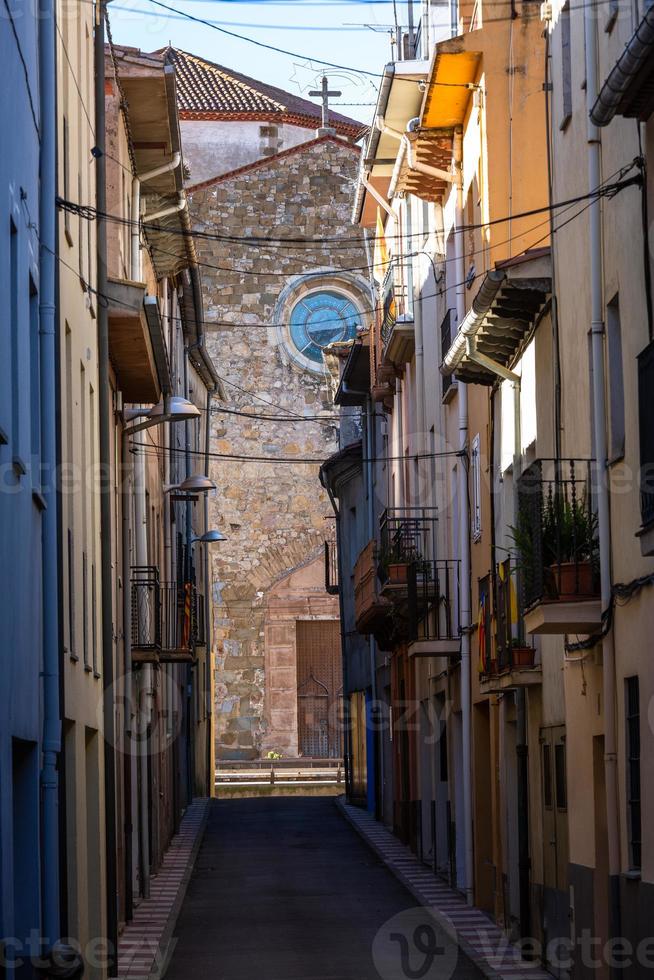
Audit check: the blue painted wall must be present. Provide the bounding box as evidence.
[0,4,45,963]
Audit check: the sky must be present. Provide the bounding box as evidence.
[107,0,413,125]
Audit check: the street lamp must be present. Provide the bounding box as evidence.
[123,395,200,432]
[192,529,226,544]
[165,473,216,494]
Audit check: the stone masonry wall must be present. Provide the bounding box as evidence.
[186,137,369,760]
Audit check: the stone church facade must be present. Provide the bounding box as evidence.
[166,48,370,760]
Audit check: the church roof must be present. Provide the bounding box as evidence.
[158,46,366,139]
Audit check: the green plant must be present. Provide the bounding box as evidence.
[510,491,598,567]
[541,490,598,565]
[266,750,283,760]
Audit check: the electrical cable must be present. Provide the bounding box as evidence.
[56,166,640,249]
[52,172,637,335]
[129,438,463,464]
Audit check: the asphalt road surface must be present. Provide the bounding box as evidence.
[164,796,484,980]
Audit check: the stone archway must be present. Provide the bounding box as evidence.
[212,537,339,761]
[260,553,340,758]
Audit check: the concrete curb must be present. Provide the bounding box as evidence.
[116,798,210,980]
[150,798,211,980]
[335,796,551,980]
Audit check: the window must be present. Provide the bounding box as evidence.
[625,676,641,870]
[560,3,572,128]
[554,742,567,810]
[82,551,89,669]
[67,528,76,658]
[471,433,482,540]
[63,116,72,244]
[638,341,654,526]
[288,291,359,365]
[607,294,625,461]
[542,743,553,808]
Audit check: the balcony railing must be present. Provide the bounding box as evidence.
[131,564,202,660]
[324,539,339,595]
[408,559,460,645]
[493,558,535,672]
[379,507,439,573]
[131,565,161,652]
[515,459,600,609]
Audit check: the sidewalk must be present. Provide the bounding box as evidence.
[116,799,209,980]
[336,797,552,980]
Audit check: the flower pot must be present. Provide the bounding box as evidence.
[511,646,535,669]
[387,562,409,585]
[549,560,596,598]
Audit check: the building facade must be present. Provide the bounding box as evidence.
[165,48,370,762]
[330,0,654,976]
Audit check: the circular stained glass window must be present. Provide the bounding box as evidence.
[289,291,360,364]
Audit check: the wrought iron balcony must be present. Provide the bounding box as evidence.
[380,261,414,370]
[515,459,602,635]
[379,507,439,584]
[477,559,541,693]
[131,565,202,662]
[407,559,460,658]
[131,565,161,659]
[324,539,339,595]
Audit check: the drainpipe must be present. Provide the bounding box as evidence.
[133,434,152,899]
[143,192,186,225]
[453,127,474,905]
[39,0,61,949]
[366,397,380,814]
[94,0,118,967]
[584,1,621,944]
[377,117,460,187]
[129,150,181,894]
[511,381,530,941]
[203,390,213,797]
[183,350,194,802]
[121,430,136,913]
[130,152,181,281]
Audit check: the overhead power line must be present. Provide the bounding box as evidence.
[129,439,462,465]
[57,166,640,250]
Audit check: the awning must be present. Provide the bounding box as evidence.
[420,46,481,130]
[591,5,654,125]
[441,249,551,386]
[334,336,371,406]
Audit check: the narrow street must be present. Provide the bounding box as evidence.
[164,798,484,980]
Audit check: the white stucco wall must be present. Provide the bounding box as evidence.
[182,118,319,184]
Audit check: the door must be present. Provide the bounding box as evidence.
[296,620,342,758]
[541,725,570,977]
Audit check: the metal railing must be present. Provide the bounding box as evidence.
[515,458,600,608]
[379,507,439,571]
[381,260,410,347]
[131,565,161,651]
[408,559,460,643]
[324,539,339,595]
[131,565,202,656]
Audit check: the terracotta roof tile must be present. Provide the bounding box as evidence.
[159,46,365,137]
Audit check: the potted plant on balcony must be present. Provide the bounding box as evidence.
[541,492,598,598]
[509,639,535,668]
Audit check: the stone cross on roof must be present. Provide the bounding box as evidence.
[309,76,342,134]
